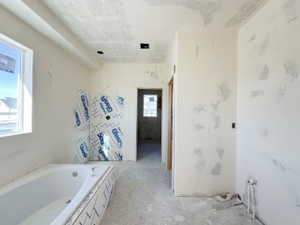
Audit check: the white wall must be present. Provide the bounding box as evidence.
[90,63,170,162]
[173,28,237,196]
[237,0,300,224]
[0,7,91,187]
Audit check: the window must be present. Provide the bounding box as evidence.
[143,94,158,117]
[0,34,33,137]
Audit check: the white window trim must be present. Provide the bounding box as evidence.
[0,34,33,138]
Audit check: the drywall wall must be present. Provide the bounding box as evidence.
[237,0,300,224]
[90,63,169,162]
[0,6,91,187]
[173,28,237,196]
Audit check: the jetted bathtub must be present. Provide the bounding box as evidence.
[0,164,117,225]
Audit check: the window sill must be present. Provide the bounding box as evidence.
[0,131,32,138]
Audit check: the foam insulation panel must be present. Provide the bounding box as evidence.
[73,90,90,163]
[73,90,125,162]
[89,95,125,161]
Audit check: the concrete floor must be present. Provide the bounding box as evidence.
[137,142,162,162]
[100,143,261,225]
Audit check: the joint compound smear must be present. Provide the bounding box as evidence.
[194,148,206,171]
[194,104,206,114]
[218,82,232,102]
[226,0,267,27]
[216,148,225,160]
[213,115,221,129]
[144,0,222,25]
[261,129,269,139]
[259,65,269,80]
[249,34,256,42]
[259,35,270,55]
[284,61,299,81]
[194,123,205,131]
[250,90,264,98]
[194,82,232,131]
[283,0,298,23]
[277,61,299,100]
[211,162,222,175]
[211,100,221,111]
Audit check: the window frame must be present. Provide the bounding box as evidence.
[143,94,158,118]
[0,34,33,138]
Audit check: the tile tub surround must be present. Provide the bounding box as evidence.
[66,166,118,225]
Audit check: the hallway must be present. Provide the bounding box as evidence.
[100,146,261,225]
[137,143,161,163]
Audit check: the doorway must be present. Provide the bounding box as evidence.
[137,89,162,162]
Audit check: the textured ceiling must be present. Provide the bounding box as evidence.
[43,0,267,63]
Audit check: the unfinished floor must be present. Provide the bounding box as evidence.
[137,142,161,161]
[100,143,261,225]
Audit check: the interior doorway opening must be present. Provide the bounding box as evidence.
[137,89,162,162]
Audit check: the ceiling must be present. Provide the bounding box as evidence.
[42,0,267,63]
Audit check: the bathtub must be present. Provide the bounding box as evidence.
[0,164,117,225]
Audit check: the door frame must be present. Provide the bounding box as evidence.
[136,88,163,161]
[167,77,174,170]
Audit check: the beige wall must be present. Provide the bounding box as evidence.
[237,0,300,224]
[90,63,170,162]
[173,28,237,196]
[0,7,91,186]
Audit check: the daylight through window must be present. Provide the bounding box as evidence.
[0,34,33,137]
[143,95,157,117]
